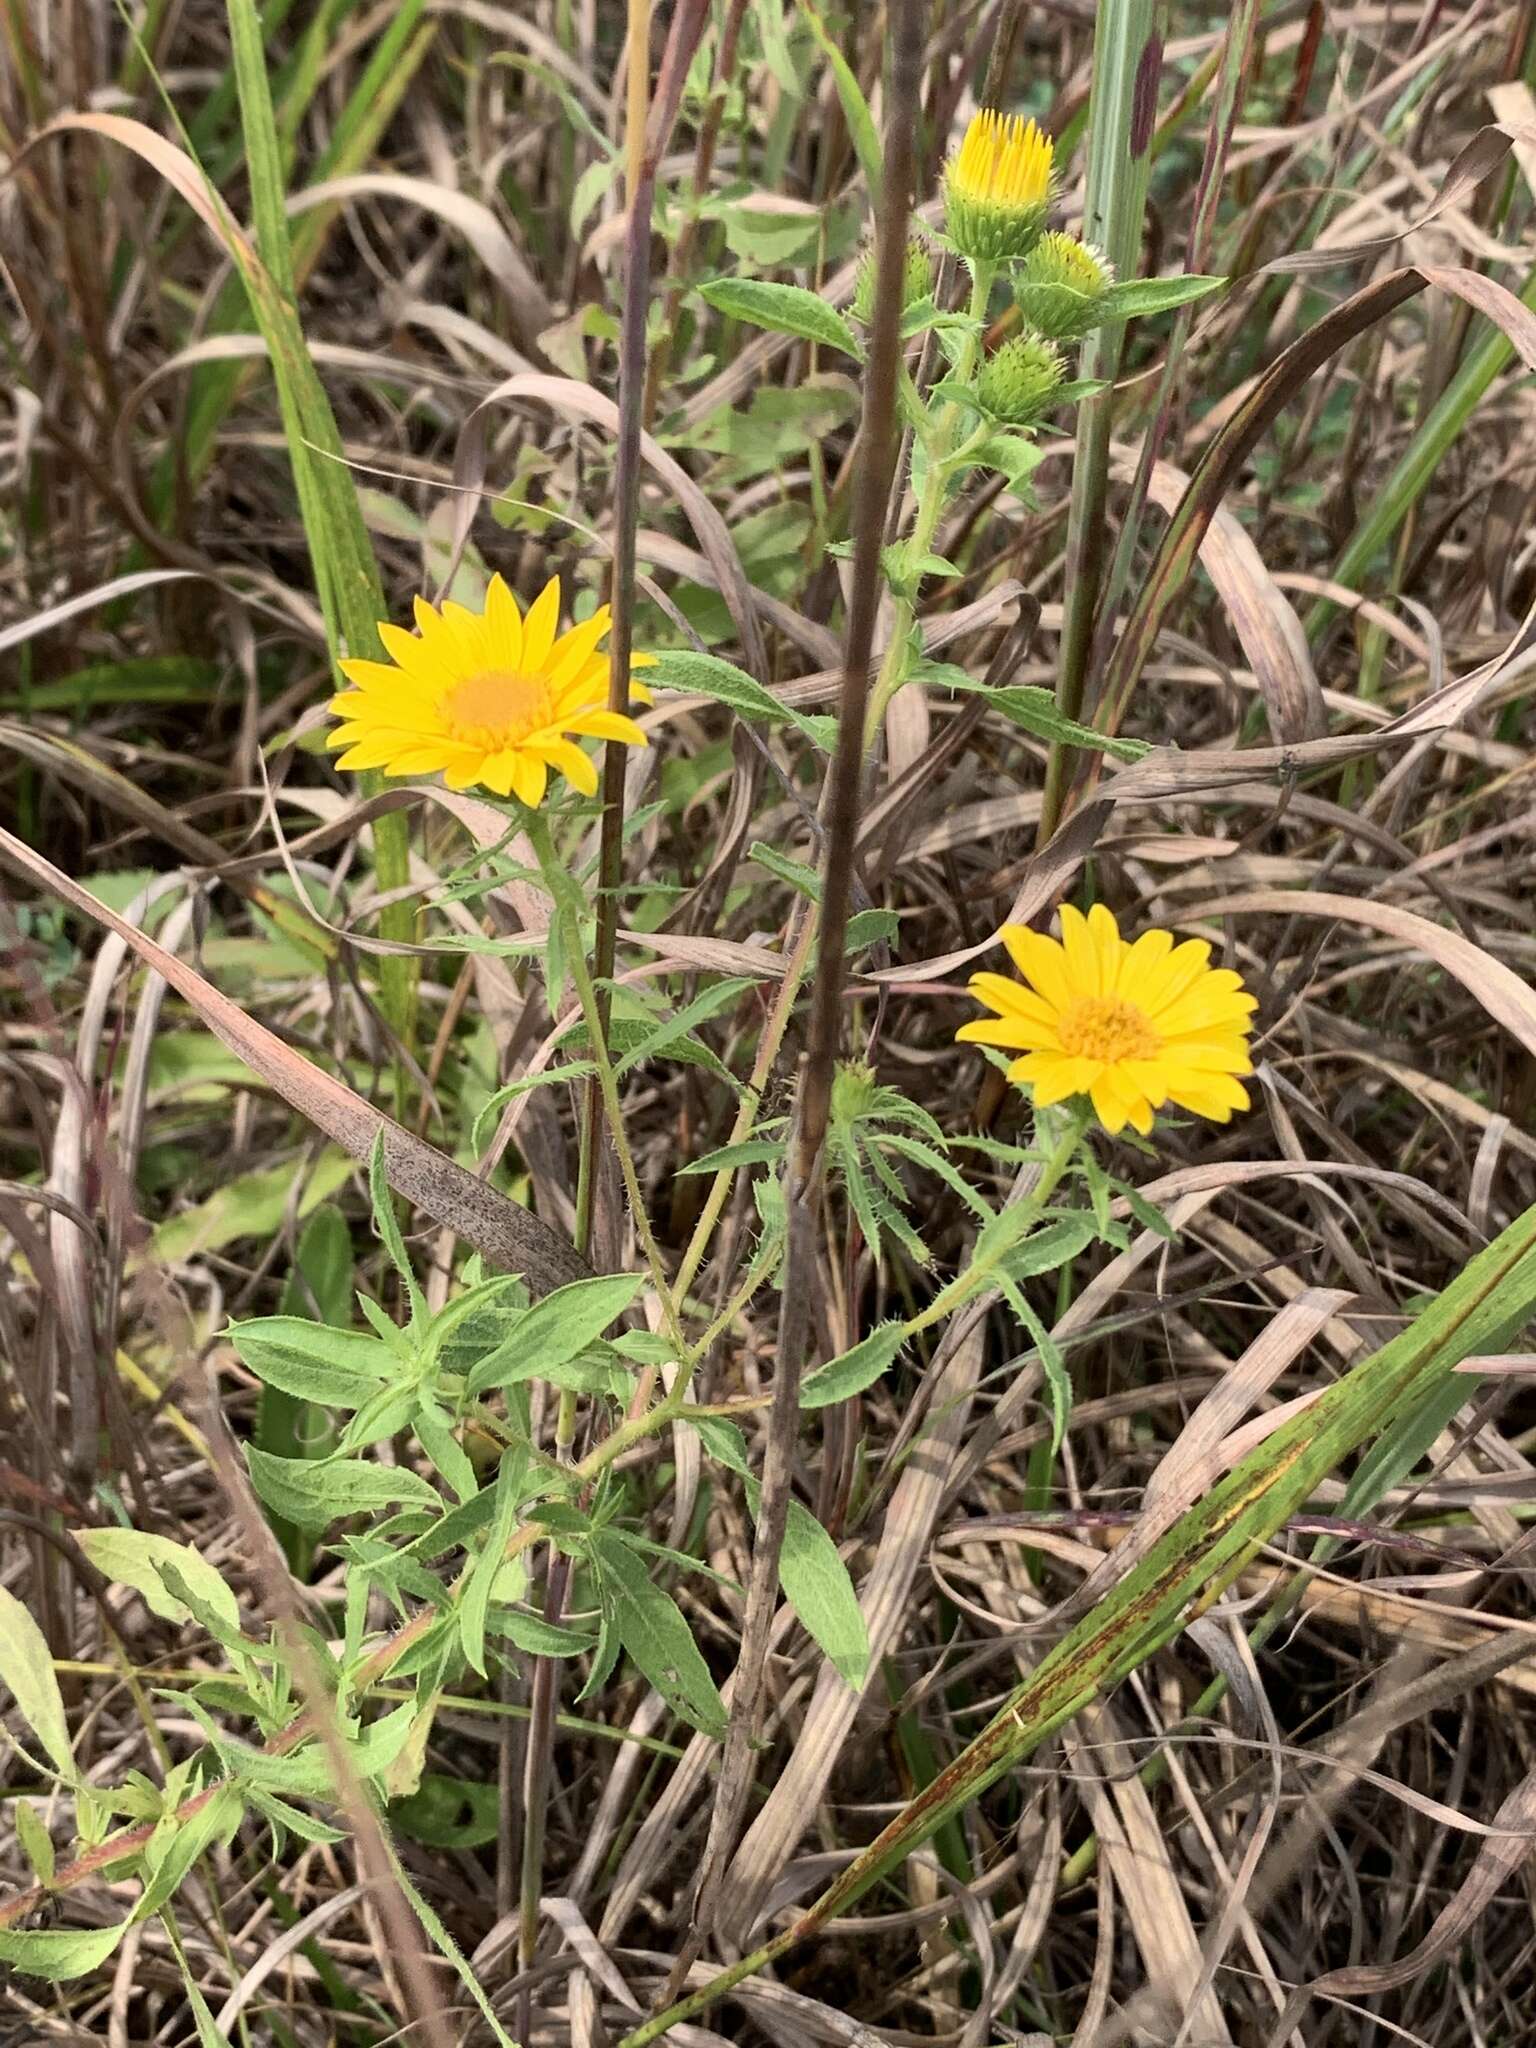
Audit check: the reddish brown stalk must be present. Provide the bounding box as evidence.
[580,0,711,1259]
[690,0,925,1942]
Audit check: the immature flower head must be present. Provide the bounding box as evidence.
[944,110,1055,263]
[853,235,935,325]
[976,333,1064,424]
[1015,232,1113,341]
[327,575,651,807]
[958,904,1257,1136]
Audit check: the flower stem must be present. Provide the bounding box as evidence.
[862,261,995,747]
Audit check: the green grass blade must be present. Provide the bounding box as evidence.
[223,0,416,1046]
[618,1198,1536,2045]
[1038,0,1162,843]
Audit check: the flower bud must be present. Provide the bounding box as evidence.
[975,333,1064,424]
[853,235,936,325]
[1015,232,1113,341]
[943,110,1054,264]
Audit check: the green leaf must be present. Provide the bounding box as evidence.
[676,1135,787,1177]
[465,1273,643,1398]
[615,978,758,1077]
[967,432,1046,494]
[645,647,835,752]
[592,1532,728,1738]
[245,1447,441,1532]
[230,1316,398,1407]
[687,1418,868,1687]
[152,1148,352,1263]
[0,1583,73,1778]
[699,279,860,359]
[918,665,1148,761]
[0,1922,127,1980]
[802,0,882,203]
[846,909,898,952]
[75,1530,241,1634]
[1099,274,1225,321]
[749,841,822,901]
[390,1772,500,1848]
[15,1800,54,1887]
[800,1324,907,1409]
[369,1132,426,1326]
[494,1609,599,1656]
[777,1501,869,1689]
[459,1446,531,1677]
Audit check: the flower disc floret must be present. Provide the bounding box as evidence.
[944,110,1055,263]
[1016,232,1113,341]
[958,903,1257,1135]
[326,573,652,807]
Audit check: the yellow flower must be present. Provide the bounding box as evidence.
[944,110,1055,262]
[958,905,1257,1136]
[327,574,652,806]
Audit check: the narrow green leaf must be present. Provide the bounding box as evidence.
[1099,273,1225,320]
[800,1325,907,1409]
[245,1447,441,1531]
[14,1801,54,1887]
[699,278,862,360]
[75,1530,241,1634]
[777,1501,870,1689]
[802,0,883,203]
[459,1447,530,1677]
[0,1922,127,1980]
[645,648,835,752]
[592,1533,728,1738]
[676,1136,787,1177]
[465,1273,643,1398]
[370,1132,427,1325]
[0,1584,73,1778]
[231,1316,397,1407]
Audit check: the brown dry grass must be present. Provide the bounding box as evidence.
[4,3,1536,2044]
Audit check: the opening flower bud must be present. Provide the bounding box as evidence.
[943,110,1055,264]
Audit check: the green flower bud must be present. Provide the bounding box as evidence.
[853,235,936,325]
[1015,233,1113,341]
[976,334,1064,424]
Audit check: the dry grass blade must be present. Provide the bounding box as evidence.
[0,827,591,1293]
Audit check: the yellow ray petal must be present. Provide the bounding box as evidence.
[521,577,562,671]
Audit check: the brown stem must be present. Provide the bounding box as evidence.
[581,0,712,1258]
[691,0,925,1940]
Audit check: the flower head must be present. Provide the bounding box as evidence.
[327,574,651,806]
[958,905,1257,1136]
[944,110,1055,263]
[1015,232,1113,341]
[976,333,1064,424]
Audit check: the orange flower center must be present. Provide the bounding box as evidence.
[439,669,554,750]
[1058,995,1159,1065]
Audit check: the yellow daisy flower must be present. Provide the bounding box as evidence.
[327,574,652,807]
[958,905,1257,1137]
[944,110,1055,262]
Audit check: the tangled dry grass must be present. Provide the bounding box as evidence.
[4,3,1536,2044]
